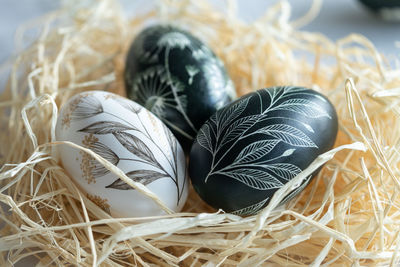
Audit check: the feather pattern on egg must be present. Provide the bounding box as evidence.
[189,86,338,216]
[124,25,236,150]
[56,91,188,217]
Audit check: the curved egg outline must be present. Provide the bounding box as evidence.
[56,91,188,217]
[125,25,236,150]
[190,86,338,216]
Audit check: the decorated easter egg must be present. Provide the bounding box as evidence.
[189,86,338,216]
[124,25,236,151]
[55,91,188,217]
[358,0,400,21]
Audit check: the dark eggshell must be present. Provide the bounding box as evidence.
[189,86,338,216]
[358,0,400,10]
[124,25,236,151]
[358,0,400,21]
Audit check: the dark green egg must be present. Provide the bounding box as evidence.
[124,25,236,151]
[189,86,338,216]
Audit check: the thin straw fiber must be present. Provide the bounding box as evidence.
[1,0,400,266]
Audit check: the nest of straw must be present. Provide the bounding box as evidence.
[1,0,400,266]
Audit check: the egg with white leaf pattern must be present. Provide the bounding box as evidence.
[124,25,236,151]
[189,86,338,216]
[55,91,188,217]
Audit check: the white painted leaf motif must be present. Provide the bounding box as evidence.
[256,124,317,148]
[265,87,281,102]
[217,97,250,130]
[234,140,279,165]
[220,168,284,190]
[210,114,218,126]
[273,98,331,118]
[202,86,327,190]
[192,45,213,60]
[133,26,166,63]
[131,66,171,116]
[283,86,328,103]
[196,124,213,153]
[302,123,314,133]
[220,115,260,146]
[283,86,308,94]
[231,197,269,216]
[263,163,302,182]
[156,31,192,50]
[185,65,199,85]
[314,94,328,103]
[166,76,189,114]
[281,148,296,157]
[130,66,188,117]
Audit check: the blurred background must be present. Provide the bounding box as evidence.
[0,0,399,64]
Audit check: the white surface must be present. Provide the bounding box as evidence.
[56,91,188,218]
[1,0,399,266]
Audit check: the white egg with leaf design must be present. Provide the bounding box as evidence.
[55,91,188,217]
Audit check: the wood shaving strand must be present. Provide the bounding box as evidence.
[0,0,400,266]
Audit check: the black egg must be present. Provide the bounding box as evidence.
[189,86,338,216]
[358,0,400,21]
[124,25,236,151]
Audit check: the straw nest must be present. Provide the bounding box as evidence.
[1,0,400,266]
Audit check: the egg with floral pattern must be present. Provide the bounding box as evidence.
[55,91,188,217]
[124,25,236,151]
[189,86,338,216]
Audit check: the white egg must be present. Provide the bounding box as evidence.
[55,91,188,217]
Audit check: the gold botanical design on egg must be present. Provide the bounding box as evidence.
[76,96,185,205]
[87,193,111,214]
[80,133,120,184]
[145,110,160,134]
[62,95,82,128]
[62,115,72,128]
[103,93,118,100]
[62,92,101,128]
[80,134,99,184]
[70,94,103,121]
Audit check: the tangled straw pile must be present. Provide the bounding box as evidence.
[1,0,400,265]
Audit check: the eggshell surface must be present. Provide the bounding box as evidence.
[124,25,236,151]
[56,91,188,217]
[189,86,338,216]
